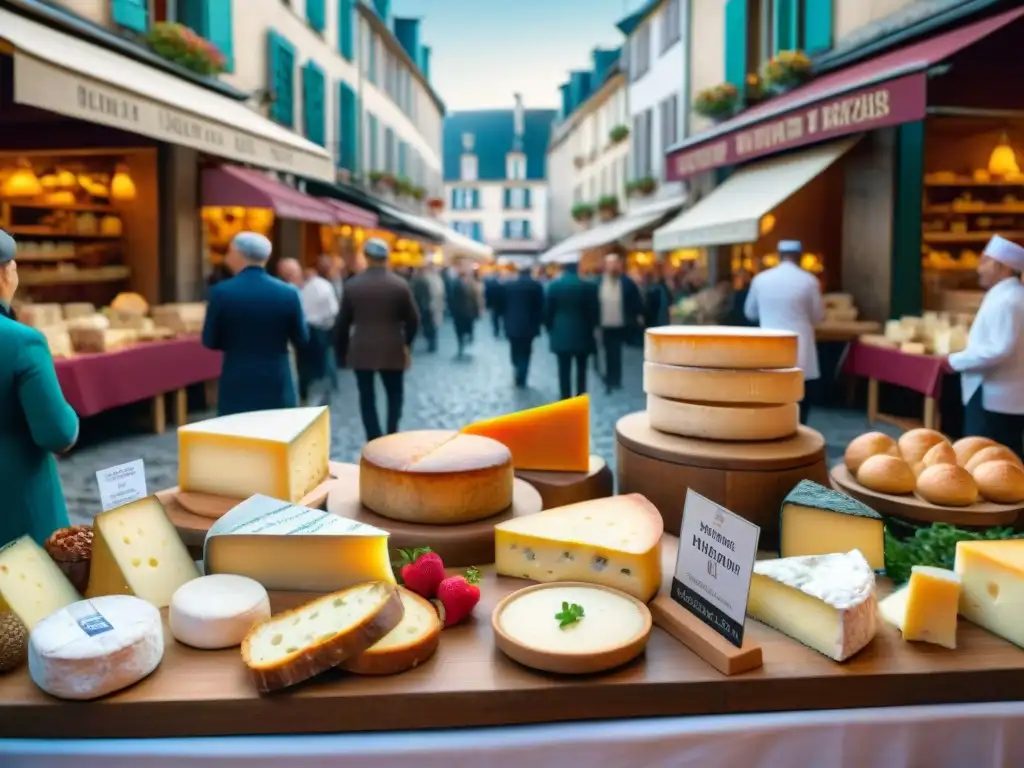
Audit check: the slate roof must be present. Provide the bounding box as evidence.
[443,109,557,182]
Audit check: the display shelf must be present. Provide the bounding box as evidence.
[925,178,1024,187]
[3,227,121,239]
[18,266,130,286]
[7,202,118,213]
[924,205,1024,214]
[15,253,79,263]
[922,231,1024,243]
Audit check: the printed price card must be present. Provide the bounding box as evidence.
[96,459,147,512]
[671,491,760,647]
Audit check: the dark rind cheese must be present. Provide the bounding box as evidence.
[783,480,882,520]
[779,481,885,572]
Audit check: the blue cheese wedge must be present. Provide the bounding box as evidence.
[780,481,884,571]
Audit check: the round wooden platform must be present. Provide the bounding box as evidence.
[514,455,614,510]
[830,463,1022,527]
[615,410,828,548]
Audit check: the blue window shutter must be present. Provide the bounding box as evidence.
[198,0,234,72]
[398,142,407,177]
[112,0,148,32]
[472,222,482,242]
[450,188,458,209]
[302,62,326,147]
[338,81,358,171]
[338,0,354,60]
[802,0,833,54]
[523,188,532,209]
[502,221,509,239]
[502,188,510,208]
[523,220,532,239]
[723,0,747,91]
[267,32,296,128]
[472,189,480,209]
[773,0,798,53]
[367,113,379,169]
[307,0,326,32]
[368,37,377,83]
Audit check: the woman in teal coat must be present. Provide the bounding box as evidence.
[0,229,79,546]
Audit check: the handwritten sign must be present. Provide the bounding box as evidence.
[96,460,147,512]
[672,491,760,647]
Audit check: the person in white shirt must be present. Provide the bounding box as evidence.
[744,240,824,424]
[278,258,339,405]
[946,235,1024,457]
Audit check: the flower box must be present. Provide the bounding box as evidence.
[144,23,227,76]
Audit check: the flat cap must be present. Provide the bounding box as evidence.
[0,229,15,264]
[364,238,390,260]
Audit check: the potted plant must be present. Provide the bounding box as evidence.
[762,50,812,93]
[378,173,397,191]
[626,177,657,198]
[693,83,739,123]
[411,186,426,201]
[597,195,619,220]
[609,124,629,144]
[571,203,595,223]
[427,196,444,212]
[144,23,227,76]
[394,177,413,197]
[368,170,385,187]
[745,73,766,106]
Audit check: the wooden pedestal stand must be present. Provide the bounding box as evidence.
[514,455,614,509]
[650,595,763,676]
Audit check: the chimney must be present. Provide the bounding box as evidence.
[513,93,525,152]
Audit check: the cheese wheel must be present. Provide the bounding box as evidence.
[964,445,1024,475]
[169,574,271,650]
[642,362,803,404]
[360,430,514,524]
[646,394,799,442]
[341,587,441,675]
[644,326,798,369]
[916,464,978,507]
[972,460,1024,504]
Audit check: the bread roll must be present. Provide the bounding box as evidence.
[844,432,899,473]
[952,436,997,468]
[914,440,957,476]
[916,464,979,507]
[972,460,1024,504]
[856,454,916,495]
[898,428,950,467]
[964,445,1024,475]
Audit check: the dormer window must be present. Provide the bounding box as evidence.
[462,132,475,151]
[460,154,478,181]
[506,153,526,181]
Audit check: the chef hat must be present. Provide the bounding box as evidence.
[232,232,272,263]
[0,228,15,264]
[777,240,803,254]
[983,235,1024,273]
[364,238,390,261]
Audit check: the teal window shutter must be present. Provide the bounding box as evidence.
[471,189,480,209]
[338,81,358,171]
[201,0,234,72]
[398,142,407,177]
[472,222,482,242]
[802,0,833,54]
[267,31,296,128]
[367,113,379,169]
[338,0,354,60]
[523,188,532,209]
[502,221,510,239]
[723,0,747,91]
[302,62,326,147]
[503,188,511,208]
[307,0,326,32]
[523,220,532,239]
[112,0,148,32]
[368,37,377,84]
[450,189,458,209]
[773,0,799,53]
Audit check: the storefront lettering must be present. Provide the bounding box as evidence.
[819,88,890,131]
[158,110,226,148]
[270,146,294,164]
[673,141,728,177]
[234,135,257,156]
[76,85,139,123]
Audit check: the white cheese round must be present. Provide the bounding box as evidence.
[644,326,798,369]
[28,595,163,700]
[169,574,270,650]
[647,394,799,441]
[643,362,804,404]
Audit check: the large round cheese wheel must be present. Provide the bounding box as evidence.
[169,574,271,650]
[644,326,798,369]
[360,430,514,524]
[647,394,799,441]
[642,362,803,404]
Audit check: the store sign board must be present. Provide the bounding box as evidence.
[665,73,927,181]
[13,54,334,181]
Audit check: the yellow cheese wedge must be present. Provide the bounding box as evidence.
[780,481,884,571]
[878,566,961,649]
[0,536,81,630]
[955,539,1024,647]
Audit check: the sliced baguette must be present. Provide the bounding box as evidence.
[341,587,441,675]
[241,581,403,693]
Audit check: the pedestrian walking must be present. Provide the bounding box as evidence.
[545,258,599,400]
[278,257,339,406]
[597,253,644,393]
[502,265,544,387]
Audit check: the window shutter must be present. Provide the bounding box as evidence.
[502,221,510,239]
[197,0,234,72]
[302,62,326,147]
[338,81,358,171]
[398,141,407,177]
[802,0,833,54]
[502,188,510,209]
[338,0,355,60]
[450,188,459,209]
[267,32,296,128]
[306,0,326,32]
[472,222,482,242]
[723,0,747,91]
[112,0,148,32]
[524,188,532,209]
[773,0,799,53]
[367,113,379,169]
[523,220,532,240]
[368,37,377,83]
[471,189,480,209]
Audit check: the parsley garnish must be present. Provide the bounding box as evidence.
[884,523,1024,583]
[555,601,585,629]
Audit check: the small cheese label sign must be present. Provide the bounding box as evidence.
[96,459,147,512]
[672,490,760,648]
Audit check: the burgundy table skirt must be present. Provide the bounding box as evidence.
[54,337,223,417]
[843,340,948,399]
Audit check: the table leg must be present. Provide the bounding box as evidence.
[174,388,188,425]
[152,394,166,434]
[924,397,938,431]
[845,376,856,408]
[866,379,879,425]
[204,379,218,409]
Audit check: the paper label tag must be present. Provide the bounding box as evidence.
[671,491,760,648]
[95,459,147,512]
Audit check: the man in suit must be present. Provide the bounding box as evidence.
[501,265,545,388]
[0,228,80,546]
[335,238,420,441]
[545,259,599,400]
[484,272,505,338]
[448,261,479,358]
[597,253,644,393]
[202,232,308,416]
[409,267,437,353]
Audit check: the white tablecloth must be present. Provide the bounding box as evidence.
[4,703,1024,767]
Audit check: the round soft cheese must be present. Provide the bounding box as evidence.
[28,595,163,701]
[644,326,798,369]
[360,430,514,524]
[647,394,799,441]
[643,362,804,404]
[169,574,271,650]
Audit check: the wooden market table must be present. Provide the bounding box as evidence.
[843,340,950,430]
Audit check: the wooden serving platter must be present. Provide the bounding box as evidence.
[830,463,1022,527]
[514,455,614,509]
[2,536,1024,740]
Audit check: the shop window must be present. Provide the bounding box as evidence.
[302,61,326,147]
[112,0,148,32]
[267,31,296,128]
[306,0,326,33]
[177,0,235,72]
[338,0,355,60]
[338,80,358,171]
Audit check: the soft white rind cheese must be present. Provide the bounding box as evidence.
[643,362,804,404]
[647,394,799,441]
[28,595,163,700]
[169,574,270,650]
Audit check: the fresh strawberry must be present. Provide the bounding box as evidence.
[396,547,446,598]
[432,567,481,628]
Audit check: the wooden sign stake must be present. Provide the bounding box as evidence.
[650,595,763,676]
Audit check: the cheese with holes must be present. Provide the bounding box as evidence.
[169,574,270,650]
[28,595,163,700]
[879,566,961,649]
[747,550,877,661]
[204,494,395,592]
[955,539,1024,647]
[780,481,884,570]
[178,406,330,502]
[644,326,798,369]
[341,587,441,675]
[0,536,81,630]
[647,394,799,441]
[494,494,663,602]
[85,497,200,608]
[643,362,804,404]
[460,395,590,472]
[360,430,513,524]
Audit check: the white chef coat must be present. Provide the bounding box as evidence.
[948,276,1024,413]
[744,260,824,381]
[300,275,340,330]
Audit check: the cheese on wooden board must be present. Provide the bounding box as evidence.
[204,494,395,592]
[169,574,271,650]
[643,362,804,404]
[460,395,590,472]
[647,395,799,442]
[178,406,330,502]
[747,550,877,662]
[494,495,663,602]
[779,481,885,571]
[0,536,81,631]
[644,326,798,369]
[28,595,163,700]
[878,566,961,649]
[360,430,513,524]
[340,587,440,675]
[86,497,200,608]
[955,540,1024,647]
[242,581,404,692]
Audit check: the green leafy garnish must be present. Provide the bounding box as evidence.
[884,523,1024,584]
[555,601,585,629]
[464,567,481,585]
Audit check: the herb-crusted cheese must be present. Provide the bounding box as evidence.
[780,481,885,571]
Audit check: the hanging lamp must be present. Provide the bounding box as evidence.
[110,164,137,202]
[988,133,1020,177]
[3,159,43,198]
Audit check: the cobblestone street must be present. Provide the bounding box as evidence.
[57,321,887,525]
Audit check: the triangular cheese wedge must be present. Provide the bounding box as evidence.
[0,536,81,630]
[461,395,589,472]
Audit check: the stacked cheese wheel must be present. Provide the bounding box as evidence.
[845,429,1024,506]
[642,326,804,441]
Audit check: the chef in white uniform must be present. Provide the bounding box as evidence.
[744,240,824,424]
[947,234,1024,457]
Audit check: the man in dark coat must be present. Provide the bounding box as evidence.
[409,268,437,352]
[501,266,545,388]
[448,262,479,358]
[545,260,599,400]
[335,238,420,441]
[597,253,645,393]
[202,232,308,416]
[483,273,505,338]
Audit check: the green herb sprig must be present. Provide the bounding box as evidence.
[884,523,1023,584]
[555,601,585,629]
